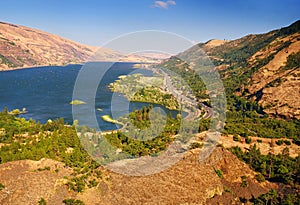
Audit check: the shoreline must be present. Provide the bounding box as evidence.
[0,62,85,72]
[0,61,158,72]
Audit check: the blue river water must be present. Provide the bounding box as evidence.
[0,63,179,131]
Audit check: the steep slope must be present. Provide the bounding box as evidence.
[174,20,300,119]
[0,21,158,71]
[246,32,300,119]
[0,159,74,205]
[0,148,273,205]
[0,21,97,70]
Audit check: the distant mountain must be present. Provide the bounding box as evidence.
[165,20,300,119]
[0,21,157,71]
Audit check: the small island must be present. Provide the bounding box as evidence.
[70,100,87,105]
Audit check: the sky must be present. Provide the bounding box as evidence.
[0,0,299,46]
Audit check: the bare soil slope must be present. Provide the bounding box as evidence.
[0,21,157,71]
[0,147,273,205]
[0,21,97,70]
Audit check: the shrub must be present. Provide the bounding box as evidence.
[0,183,5,190]
[88,179,98,188]
[241,176,248,187]
[292,139,300,146]
[189,142,203,149]
[224,186,233,194]
[255,173,265,183]
[276,140,284,145]
[245,137,252,144]
[214,168,223,178]
[63,199,85,205]
[233,135,240,142]
[37,166,50,171]
[38,198,47,205]
[284,140,291,145]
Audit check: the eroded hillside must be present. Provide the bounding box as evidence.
[0,147,274,205]
[0,21,157,71]
[0,21,96,70]
[174,20,300,119]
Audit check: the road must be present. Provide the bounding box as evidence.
[159,68,213,120]
[200,103,214,119]
[100,68,214,136]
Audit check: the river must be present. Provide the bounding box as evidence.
[0,62,180,131]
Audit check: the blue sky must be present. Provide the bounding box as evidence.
[0,0,299,46]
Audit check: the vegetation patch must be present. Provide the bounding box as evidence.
[0,111,101,193]
[102,106,180,157]
[109,73,179,110]
[250,189,299,204]
[70,100,86,105]
[279,51,300,72]
[213,168,223,178]
[0,54,16,67]
[63,199,85,205]
[38,198,47,205]
[0,182,5,190]
[101,115,124,125]
[37,166,51,171]
[229,145,300,186]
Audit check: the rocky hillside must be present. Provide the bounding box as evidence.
[0,21,157,71]
[174,20,300,119]
[0,147,273,205]
[0,21,98,70]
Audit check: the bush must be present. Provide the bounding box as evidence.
[63,199,85,205]
[255,173,265,183]
[37,166,50,171]
[189,142,203,149]
[276,140,284,145]
[241,176,248,187]
[257,139,262,143]
[233,135,240,141]
[292,139,300,146]
[224,186,233,194]
[245,137,252,144]
[214,168,223,178]
[284,140,291,145]
[0,183,5,190]
[88,179,98,188]
[38,198,47,205]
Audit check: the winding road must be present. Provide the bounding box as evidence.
[159,68,213,120]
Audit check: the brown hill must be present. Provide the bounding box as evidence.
[246,32,300,119]
[176,20,300,119]
[0,21,97,71]
[0,147,273,205]
[0,21,158,71]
